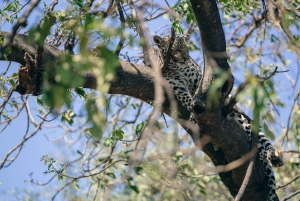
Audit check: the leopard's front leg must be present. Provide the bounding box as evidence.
[164,71,194,111]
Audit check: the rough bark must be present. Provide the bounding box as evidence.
[190,0,234,115]
[0,0,270,199]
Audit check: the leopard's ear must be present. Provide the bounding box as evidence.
[153,35,162,45]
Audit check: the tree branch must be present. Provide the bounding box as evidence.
[190,0,234,115]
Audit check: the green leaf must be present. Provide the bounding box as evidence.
[74,0,83,8]
[104,138,111,147]
[76,150,83,156]
[135,121,145,136]
[263,122,275,140]
[0,10,9,21]
[200,189,207,195]
[59,168,64,174]
[186,14,191,24]
[58,175,63,181]
[213,143,219,151]
[74,87,86,98]
[36,96,46,106]
[134,167,143,175]
[2,113,10,120]
[4,44,11,59]
[98,158,105,162]
[0,35,4,44]
[179,164,192,171]
[84,92,105,138]
[4,1,20,12]
[172,152,183,162]
[128,177,139,194]
[104,137,115,147]
[11,100,18,110]
[112,129,124,140]
[61,109,76,125]
[53,10,66,22]
[172,21,184,34]
[106,172,116,178]
[74,179,80,190]
[129,185,139,194]
[41,84,71,108]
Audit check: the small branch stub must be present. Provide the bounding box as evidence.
[15,52,43,95]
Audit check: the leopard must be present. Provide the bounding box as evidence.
[154,34,284,201]
[229,112,284,201]
[153,34,202,113]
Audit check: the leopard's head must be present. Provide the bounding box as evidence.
[153,35,189,63]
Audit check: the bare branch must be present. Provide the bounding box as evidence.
[0,110,51,169]
[280,189,300,201]
[277,174,300,189]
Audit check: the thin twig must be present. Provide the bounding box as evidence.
[55,159,128,179]
[51,179,75,201]
[277,174,300,189]
[0,110,51,169]
[280,189,300,201]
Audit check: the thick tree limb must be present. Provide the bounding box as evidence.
[190,0,234,115]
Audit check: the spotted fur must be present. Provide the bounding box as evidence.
[153,35,202,113]
[154,34,284,201]
[230,112,284,201]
